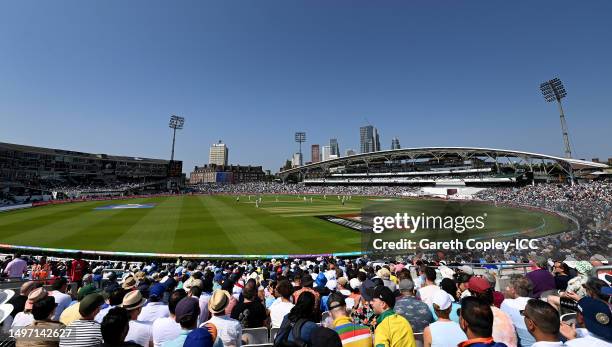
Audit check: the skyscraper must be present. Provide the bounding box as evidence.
[330,138,340,157]
[360,125,381,153]
[321,145,331,161]
[345,149,356,156]
[292,153,302,168]
[391,137,400,150]
[209,141,228,166]
[311,144,321,163]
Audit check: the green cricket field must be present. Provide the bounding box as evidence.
[0,195,573,256]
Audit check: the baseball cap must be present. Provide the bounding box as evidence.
[360,279,376,302]
[184,327,214,347]
[458,265,474,275]
[371,286,395,308]
[467,277,491,294]
[78,284,100,301]
[327,292,346,311]
[431,290,453,310]
[175,297,200,322]
[398,279,414,292]
[577,297,611,342]
[149,283,166,299]
[349,278,362,290]
[79,293,105,317]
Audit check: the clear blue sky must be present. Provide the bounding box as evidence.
[1,1,611,172]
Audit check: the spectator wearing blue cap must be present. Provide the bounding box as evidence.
[138,283,169,322]
[561,296,611,346]
[183,327,214,347]
[162,297,200,347]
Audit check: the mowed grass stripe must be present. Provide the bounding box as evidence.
[170,195,239,254]
[44,197,164,251]
[0,201,102,236]
[209,196,305,254]
[0,200,136,246]
[107,196,183,253]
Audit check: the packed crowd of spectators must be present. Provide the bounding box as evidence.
[0,252,610,347]
[192,182,421,196]
[475,182,612,262]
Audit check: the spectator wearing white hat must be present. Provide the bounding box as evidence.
[202,290,241,347]
[121,290,153,347]
[423,290,466,347]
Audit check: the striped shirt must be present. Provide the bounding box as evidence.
[59,319,103,347]
[333,316,373,347]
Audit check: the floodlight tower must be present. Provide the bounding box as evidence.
[294,132,306,166]
[169,115,185,161]
[540,78,572,158]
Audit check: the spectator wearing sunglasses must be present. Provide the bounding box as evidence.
[521,299,563,347]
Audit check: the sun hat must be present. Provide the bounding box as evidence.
[575,261,593,275]
[376,268,391,280]
[183,277,203,291]
[121,276,137,290]
[20,281,38,296]
[208,290,231,314]
[120,290,146,311]
[25,287,47,311]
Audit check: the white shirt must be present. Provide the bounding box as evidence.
[50,290,73,321]
[199,293,211,325]
[152,316,182,347]
[126,320,153,347]
[11,312,34,328]
[565,333,612,347]
[269,299,294,328]
[139,302,170,322]
[203,315,242,347]
[417,284,441,306]
[95,305,115,323]
[500,296,535,347]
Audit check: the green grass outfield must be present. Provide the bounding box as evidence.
[0,195,573,256]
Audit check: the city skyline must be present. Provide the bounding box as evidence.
[2,2,611,172]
